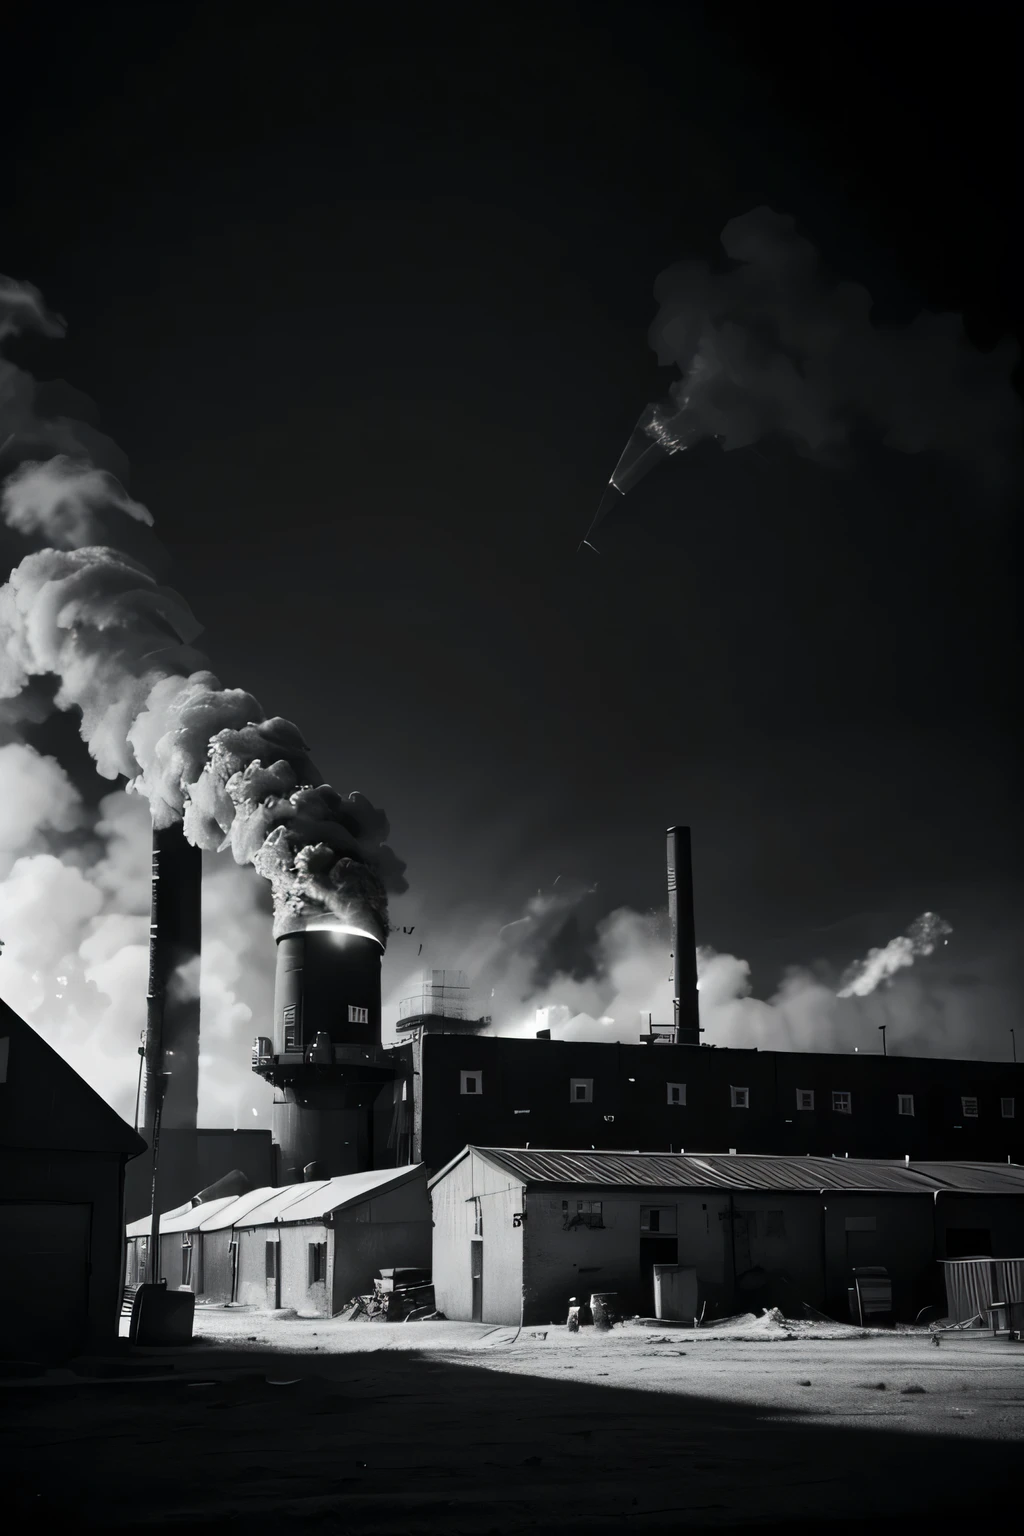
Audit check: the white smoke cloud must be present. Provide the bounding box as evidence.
[0,276,405,945]
[0,758,275,1125]
[1,456,153,549]
[0,741,85,872]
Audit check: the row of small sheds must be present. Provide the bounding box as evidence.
[126,1163,431,1317]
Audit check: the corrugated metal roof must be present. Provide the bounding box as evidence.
[273,1164,424,1223]
[125,1195,237,1238]
[890,1161,1024,1194]
[230,1181,331,1227]
[197,1186,280,1231]
[464,1148,1024,1196]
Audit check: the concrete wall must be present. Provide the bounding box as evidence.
[235,1227,276,1308]
[822,1194,936,1321]
[330,1220,433,1313]
[431,1150,525,1324]
[280,1221,330,1315]
[0,1147,129,1358]
[935,1194,1024,1258]
[416,1036,1024,1171]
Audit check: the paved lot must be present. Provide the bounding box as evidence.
[5,1310,1022,1533]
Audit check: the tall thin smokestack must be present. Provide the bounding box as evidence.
[667,826,700,1047]
[141,821,202,1155]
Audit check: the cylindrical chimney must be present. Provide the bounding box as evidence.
[268,920,395,1183]
[141,822,202,1138]
[667,826,701,1047]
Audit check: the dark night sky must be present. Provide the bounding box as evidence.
[1,5,1020,989]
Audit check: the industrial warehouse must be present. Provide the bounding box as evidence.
[110,822,1024,1344]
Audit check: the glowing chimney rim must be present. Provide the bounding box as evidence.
[295,920,385,947]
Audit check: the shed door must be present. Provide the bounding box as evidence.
[0,1203,91,1361]
[470,1239,483,1323]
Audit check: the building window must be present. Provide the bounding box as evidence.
[283,1005,298,1052]
[563,1200,603,1230]
[570,1078,593,1103]
[1002,1098,1016,1119]
[348,1005,369,1025]
[730,1085,749,1109]
[832,1091,852,1115]
[308,1242,327,1286]
[898,1094,915,1117]
[961,1096,979,1118]
[460,1070,482,1095]
[667,1082,686,1106]
[796,1089,814,1112]
[641,1206,677,1234]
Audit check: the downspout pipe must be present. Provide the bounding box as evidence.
[728,1191,737,1309]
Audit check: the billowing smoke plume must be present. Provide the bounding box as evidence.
[390,880,1013,1061]
[0,275,406,944]
[837,911,952,998]
[642,206,1020,490]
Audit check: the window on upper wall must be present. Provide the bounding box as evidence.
[667,1082,686,1106]
[796,1089,814,1111]
[570,1078,593,1103]
[640,1206,677,1234]
[563,1199,603,1229]
[730,1086,749,1109]
[460,1070,482,1096]
[1002,1098,1016,1119]
[898,1094,915,1117]
[961,1096,979,1118]
[348,1005,369,1024]
[832,1091,852,1115]
[283,1006,298,1052]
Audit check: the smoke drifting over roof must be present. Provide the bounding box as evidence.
[644,205,1021,489]
[0,276,406,944]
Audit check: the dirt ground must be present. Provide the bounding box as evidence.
[4,1308,1022,1534]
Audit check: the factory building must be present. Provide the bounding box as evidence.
[128,814,1022,1286]
[428,1147,1024,1326]
[0,998,146,1361]
[127,1164,430,1317]
[401,1034,1024,1172]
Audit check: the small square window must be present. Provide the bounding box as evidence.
[460,1070,482,1095]
[961,1096,978,1118]
[1002,1097,1015,1119]
[730,1085,749,1109]
[640,1206,677,1234]
[832,1091,852,1115]
[796,1089,815,1112]
[563,1199,603,1229]
[667,1082,686,1106]
[898,1094,915,1117]
[348,1004,369,1024]
[570,1078,593,1103]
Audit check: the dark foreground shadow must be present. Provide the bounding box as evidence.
[3,1342,1015,1535]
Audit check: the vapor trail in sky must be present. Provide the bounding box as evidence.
[837,912,953,999]
[585,205,1021,546]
